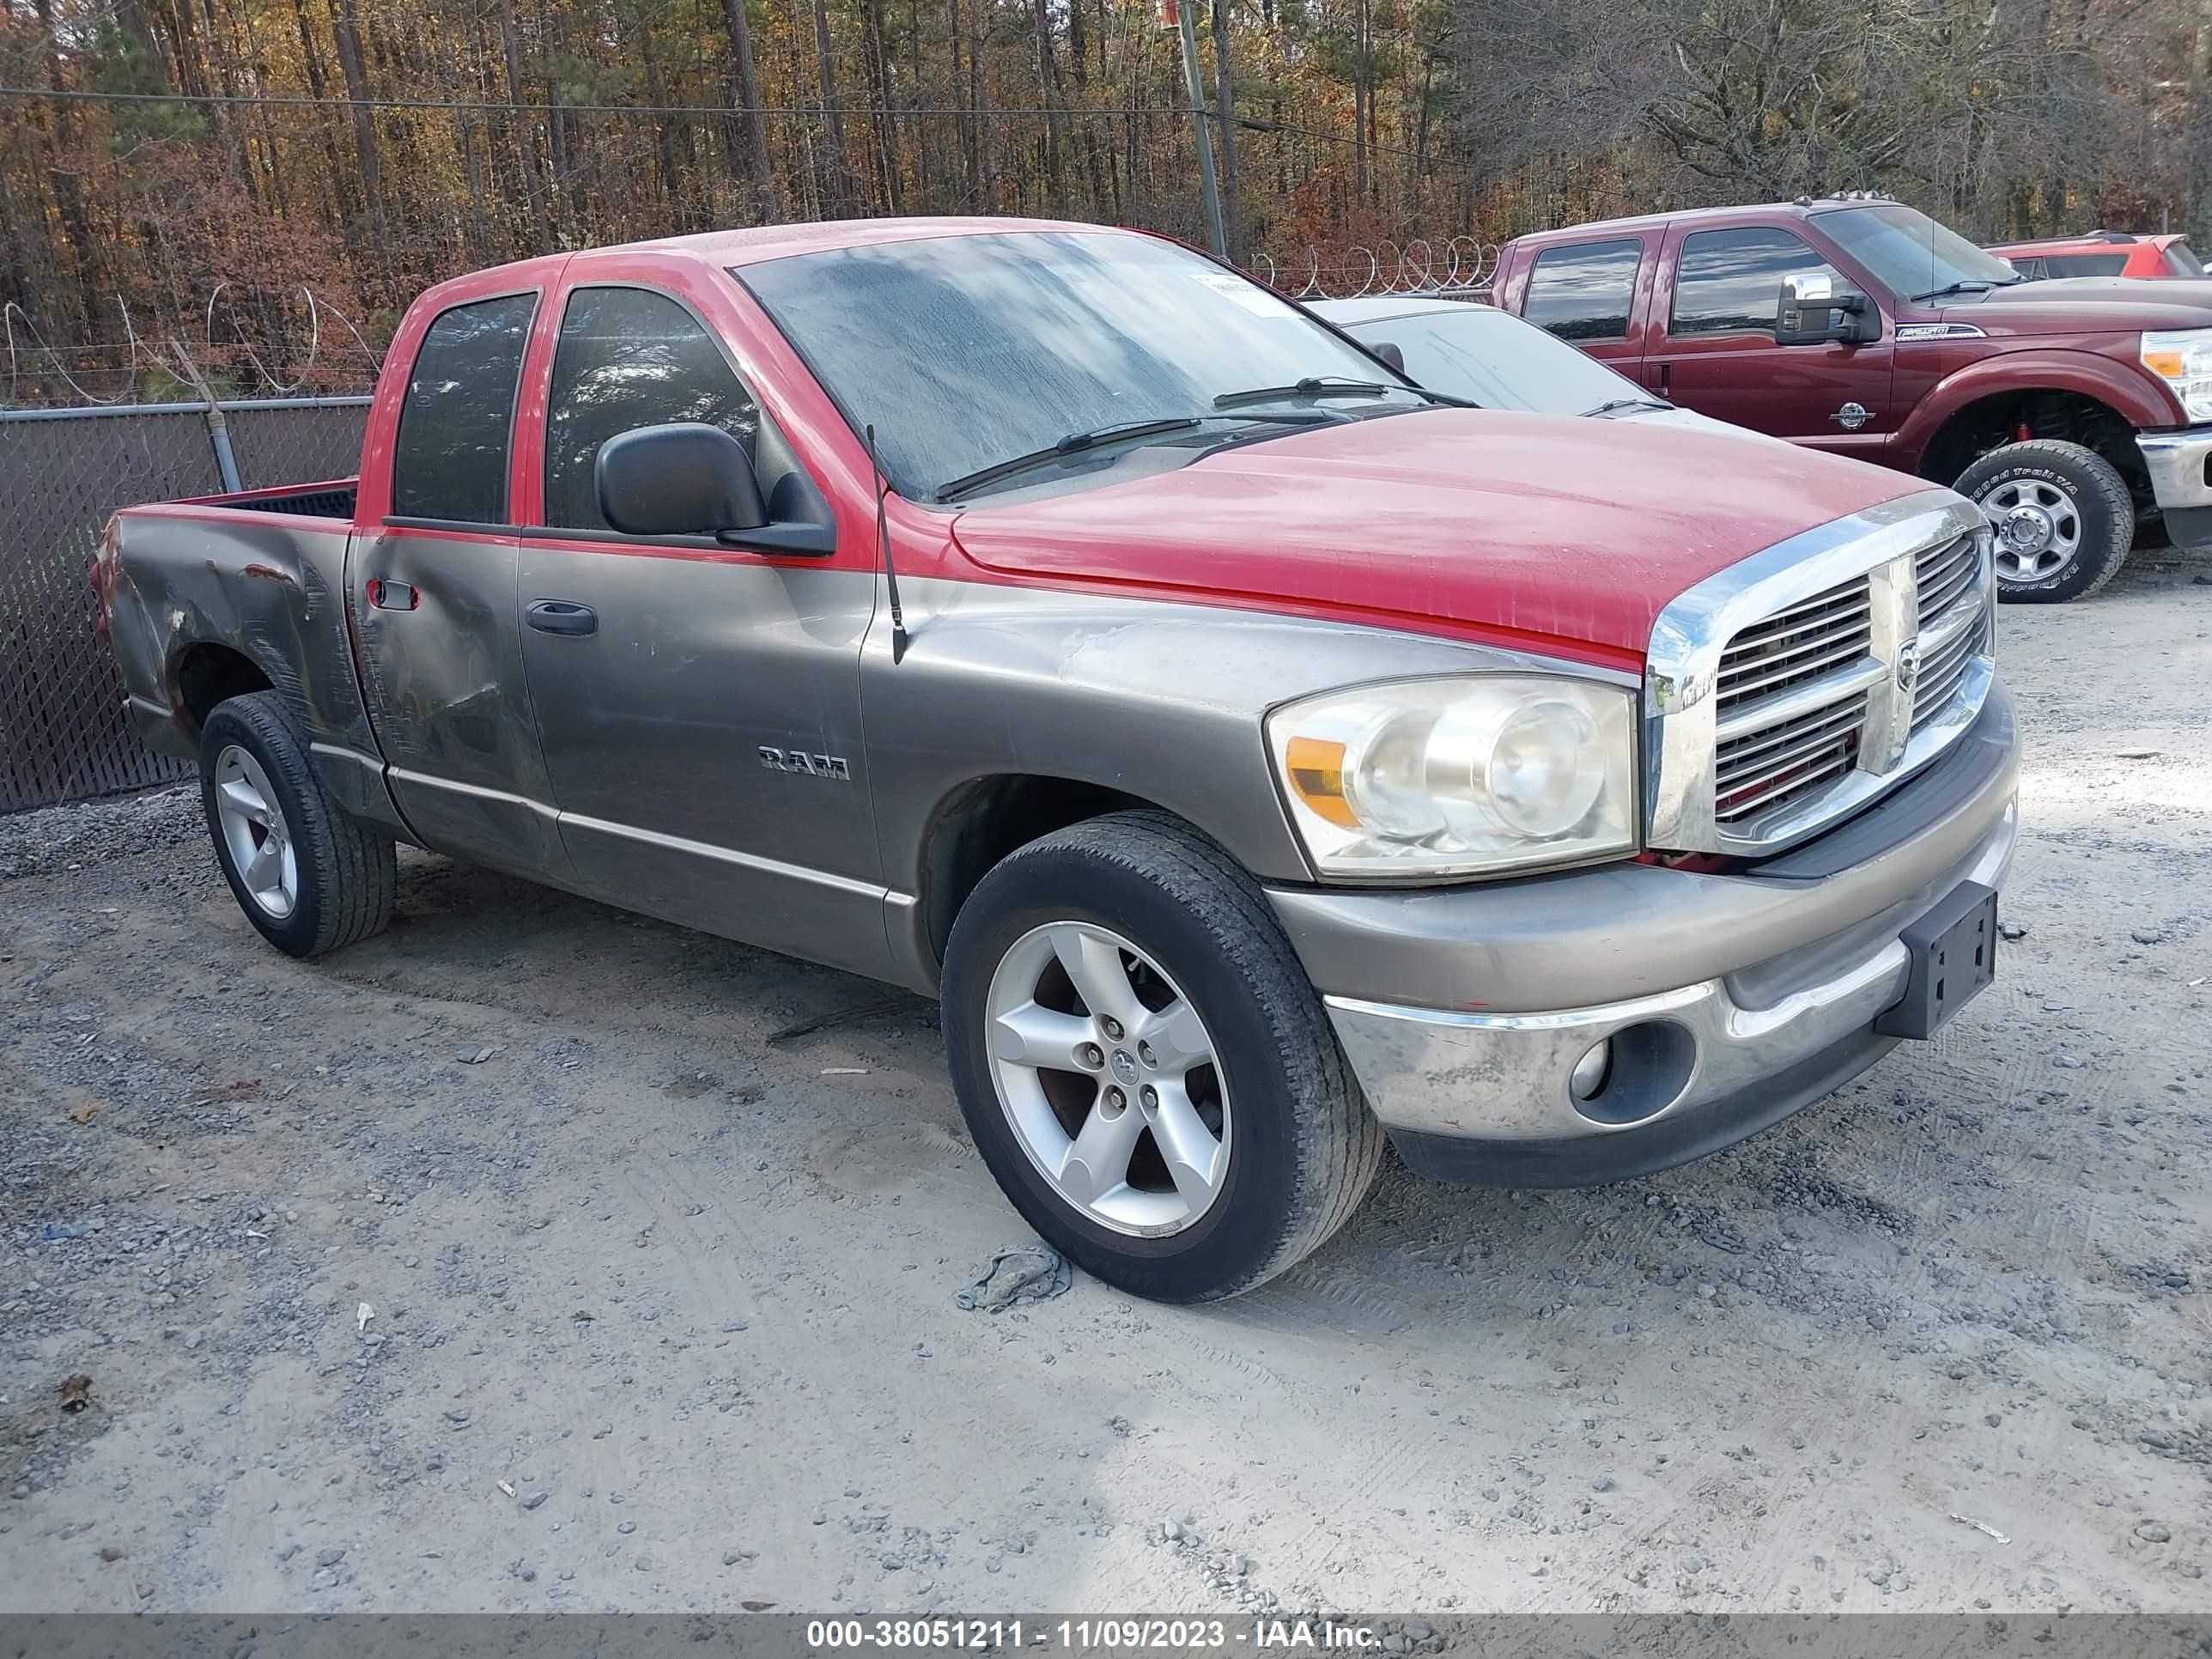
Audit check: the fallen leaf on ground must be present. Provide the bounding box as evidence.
[58,1374,92,1413]
[65,1101,100,1124]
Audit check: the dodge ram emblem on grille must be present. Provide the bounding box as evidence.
[1895,638,1922,693]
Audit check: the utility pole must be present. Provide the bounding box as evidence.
[1160,0,1227,257]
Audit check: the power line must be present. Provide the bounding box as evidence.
[0,85,1191,118]
[1,81,1495,177]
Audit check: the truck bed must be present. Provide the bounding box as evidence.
[177,478,360,521]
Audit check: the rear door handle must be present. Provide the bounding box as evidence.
[526,599,598,637]
[366,578,419,611]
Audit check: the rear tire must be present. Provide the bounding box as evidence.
[198,690,396,958]
[941,811,1383,1304]
[1955,438,2132,603]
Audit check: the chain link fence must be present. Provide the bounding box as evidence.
[0,397,369,813]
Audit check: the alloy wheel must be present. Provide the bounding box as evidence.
[982,921,1231,1237]
[212,745,299,919]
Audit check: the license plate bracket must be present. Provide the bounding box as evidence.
[1875,880,1998,1041]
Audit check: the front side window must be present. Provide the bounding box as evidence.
[1346,307,1641,413]
[389,293,537,524]
[1522,240,1644,342]
[543,287,760,532]
[2040,252,2130,277]
[1671,228,1857,337]
[737,230,1428,502]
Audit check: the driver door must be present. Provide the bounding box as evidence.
[512,274,889,979]
[1644,224,1895,459]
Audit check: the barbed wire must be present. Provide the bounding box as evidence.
[5,284,387,406]
[2,235,1493,408]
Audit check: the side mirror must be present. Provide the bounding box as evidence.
[595,422,768,538]
[1776,276,1878,347]
[1369,340,1407,374]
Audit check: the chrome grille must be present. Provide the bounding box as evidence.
[1715,692,1867,823]
[1712,575,1875,826]
[1643,495,1996,857]
[1911,531,1988,730]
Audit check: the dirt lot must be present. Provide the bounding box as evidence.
[3,556,2209,1620]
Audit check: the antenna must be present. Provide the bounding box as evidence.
[866,424,908,665]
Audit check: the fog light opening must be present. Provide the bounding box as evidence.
[1567,1019,1698,1127]
[1570,1038,1613,1102]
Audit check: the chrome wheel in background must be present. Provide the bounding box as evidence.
[1980,476,2083,584]
[983,921,1231,1237]
[212,744,299,918]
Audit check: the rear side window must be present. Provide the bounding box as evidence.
[1523,240,1643,342]
[2166,242,2205,277]
[544,287,759,532]
[389,293,536,524]
[1671,228,1856,337]
[2040,253,2129,277]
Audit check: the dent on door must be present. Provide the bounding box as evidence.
[350,526,571,879]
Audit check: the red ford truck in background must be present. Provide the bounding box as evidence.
[98,217,2016,1302]
[1494,196,2212,601]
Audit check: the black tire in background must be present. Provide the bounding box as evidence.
[941,811,1383,1304]
[198,690,397,958]
[1955,438,2133,604]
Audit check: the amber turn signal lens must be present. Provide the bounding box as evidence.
[2143,349,2187,378]
[1283,736,1359,828]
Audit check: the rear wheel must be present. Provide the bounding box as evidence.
[198,690,396,957]
[941,811,1382,1303]
[1955,438,2132,603]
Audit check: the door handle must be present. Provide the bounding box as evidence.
[1654,362,1673,396]
[526,599,598,637]
[366,578,419,611]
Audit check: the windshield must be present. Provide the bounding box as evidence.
[737,231,1420,501]
[1814,204,2021,299]
[1336,305,1642,413]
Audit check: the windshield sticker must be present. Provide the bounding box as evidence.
[1193,270,1286,316]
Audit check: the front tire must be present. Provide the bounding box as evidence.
[1955,438,2132,603]
[198,690,396,958]
[941,811,1383,1304]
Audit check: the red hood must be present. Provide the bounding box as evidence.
[949,410,1928,663]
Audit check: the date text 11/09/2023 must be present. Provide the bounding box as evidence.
[804,1619,1393,1650]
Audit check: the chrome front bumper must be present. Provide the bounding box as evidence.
[1273,684,2020,1186]
[2138,426,2212,547]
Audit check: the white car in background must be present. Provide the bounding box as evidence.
[1311,295,1741,433]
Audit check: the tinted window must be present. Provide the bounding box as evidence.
[738,231,1425,501]
[389,294,536,524]
[2039,253,2130,277]
[1341,306,1640,414]
[2166,241,2205,277]
[543,288,760,532]
[1671,228,1856,336]
[1523,240,1643,342]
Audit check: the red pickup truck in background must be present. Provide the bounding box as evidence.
[1494,196,2212,601]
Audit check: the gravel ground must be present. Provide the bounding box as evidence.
[2,554,2208,1617]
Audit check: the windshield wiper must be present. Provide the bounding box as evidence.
[1215,375,1476,411]
[1909,277,2022,303]
[933,412,1330,502]
[1582,396,1674,418]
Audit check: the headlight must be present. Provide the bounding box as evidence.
[2141,329,2212,422]
[1267,676,1639,878]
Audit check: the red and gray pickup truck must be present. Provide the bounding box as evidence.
[1494,196,2212,601]
[98,216,2017,1302]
